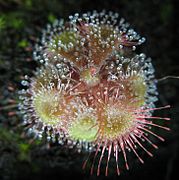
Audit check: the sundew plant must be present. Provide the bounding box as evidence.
[18,11,170,176]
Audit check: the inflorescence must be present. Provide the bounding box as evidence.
[18,10,170,176]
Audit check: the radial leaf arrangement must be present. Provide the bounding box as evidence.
[19,11,170,176]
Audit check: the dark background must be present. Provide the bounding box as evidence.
[0,0,179,180]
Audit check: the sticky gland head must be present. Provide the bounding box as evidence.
[49,30,87,68]
[33,89,65,125]
[98,104,135,140]
[66,99,98,142]
[51,30,77,53]
[47,23,120,69]
[48,30,84,67]
[85,25,119,66]
[80,66,100,86]
[34,11,146,65]
[29,64,74,127]
[124,75,147,108]
[69,114,98,142]
[56,31,77,46]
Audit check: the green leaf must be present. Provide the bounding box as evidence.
[18,39,29,48]
[48,13,56,23]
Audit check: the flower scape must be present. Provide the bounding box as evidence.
[18,11,170,176]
